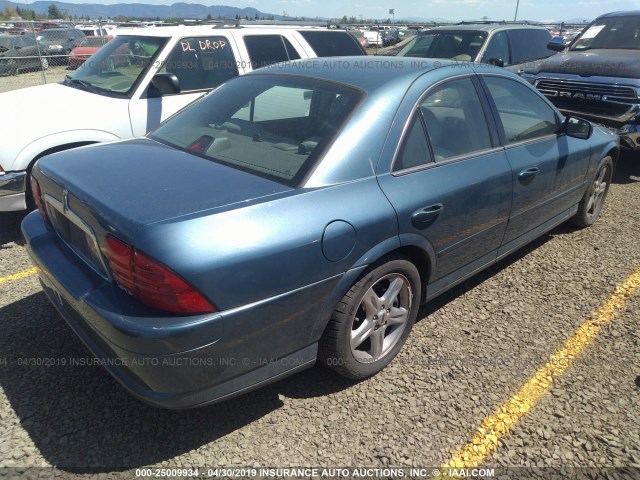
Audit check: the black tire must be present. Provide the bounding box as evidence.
[571,156,613,228]
[319,255,421,379]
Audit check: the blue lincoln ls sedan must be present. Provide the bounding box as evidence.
[22,57,618,408]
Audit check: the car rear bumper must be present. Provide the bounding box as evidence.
[21,211,331,408]
[0,171,27,211]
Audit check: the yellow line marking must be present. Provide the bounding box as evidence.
[443,266,640,470]
[0,267,39,285]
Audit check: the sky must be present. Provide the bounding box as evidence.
[54,0,640,22]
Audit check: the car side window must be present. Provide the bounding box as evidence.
[297,30,365,56]
[508,29,552,64]
[160,36,239,92]
[22,36,36,47]
[12,37,23,48]
[420,77,492,161]
[482,31,510,66]
[483,76,557,144]
[243,35,301,69]
[393,113,433,172]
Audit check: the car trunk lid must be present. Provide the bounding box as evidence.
[34,138,293,277]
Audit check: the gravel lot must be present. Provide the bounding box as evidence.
[0,65,68,94]
[0,73,639,478]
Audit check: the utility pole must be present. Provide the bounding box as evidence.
[514,0,520,21]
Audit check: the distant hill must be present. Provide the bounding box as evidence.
[0,1,276,20]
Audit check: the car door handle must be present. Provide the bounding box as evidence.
[411,204,444,227]
[518,167,540,184]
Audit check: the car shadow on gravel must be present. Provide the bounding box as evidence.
[416,229,559,320]
[613,151,640,184]
[0,211,27,248]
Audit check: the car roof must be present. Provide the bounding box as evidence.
[597,10,640,19]
[421,23,549,33]
[253,56,477,93]
[111,25,336,38]
[39,27,80,31]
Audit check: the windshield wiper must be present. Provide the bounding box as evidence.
[64,75,99,94]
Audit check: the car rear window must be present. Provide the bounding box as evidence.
[150,75,363,186]
[297,30,365,56]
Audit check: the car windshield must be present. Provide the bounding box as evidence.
[396,30,487,61]
[67,35,167,97]
[151,75,363,186]
[571,16,640,50]
[80,37,109,48]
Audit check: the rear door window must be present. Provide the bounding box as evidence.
[243,35,301,69]
[160,36,238,92]
[298,30,365,56]
[420,77,493,160]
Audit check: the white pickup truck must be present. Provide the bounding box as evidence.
[0,24,365,211]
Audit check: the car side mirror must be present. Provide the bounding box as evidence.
[486,58,504,67]
[148,73,181,97]
[547,38,566,52]
[564,115,592,140]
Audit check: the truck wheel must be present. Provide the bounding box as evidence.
[571,156,613,228]
[319,255,421,379]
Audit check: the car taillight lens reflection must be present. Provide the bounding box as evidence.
[106,235,216,315]
[30,176,49,222]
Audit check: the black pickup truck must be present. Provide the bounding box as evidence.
[522,11,640,152]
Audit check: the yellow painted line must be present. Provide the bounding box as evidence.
[443,266,640,470]
[0,267,39,285]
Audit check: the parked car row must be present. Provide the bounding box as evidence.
[0,27,90,71]
[0,34,48,75]
[36,27,86,66]
[69,35,112,68]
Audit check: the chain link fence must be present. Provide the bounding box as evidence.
[0,58,70,93]
[0,27,99,93]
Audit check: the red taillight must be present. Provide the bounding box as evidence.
[30,176,49,222]
[106,235,216,315]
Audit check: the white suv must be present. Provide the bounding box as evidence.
[0,24,365,211]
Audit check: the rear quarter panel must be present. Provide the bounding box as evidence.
[134,177,399,312]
